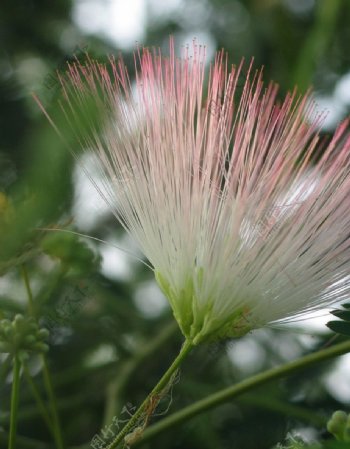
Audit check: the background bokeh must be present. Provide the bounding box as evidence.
[1,1,350,448]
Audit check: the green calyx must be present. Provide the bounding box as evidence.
[155,270,252,345]
[0,314,49,359]
[155,270,195,338]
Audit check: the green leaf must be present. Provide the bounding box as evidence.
[326,320,350,337]
[330,310,350,321]
[341,303,350,309]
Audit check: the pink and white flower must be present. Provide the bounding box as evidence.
[41,39,350,344]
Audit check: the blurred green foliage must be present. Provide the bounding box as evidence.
[1,1,350,448]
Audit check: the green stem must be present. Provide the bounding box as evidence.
[21,264,35,317]
[42,356,65,449]
[103,321,178,426]
[107,339,193,449]
[20,264,65,449]
[134,339,350,446]
[23,363,54,434]
[8,355,21,449]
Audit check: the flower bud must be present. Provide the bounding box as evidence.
[327,410,348,441]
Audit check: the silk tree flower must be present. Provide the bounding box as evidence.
[40,40,350,345]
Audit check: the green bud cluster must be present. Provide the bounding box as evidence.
[0,314,49,358]
[327,410,350,442]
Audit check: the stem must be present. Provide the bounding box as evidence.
[107,339,193,449]
[42,356,65,449]
[20,264,65,449]
[134,339,350,446]
[103,321,178,426]
[21,264,35,317]
[23,363,54,434]
[8,355,21,449]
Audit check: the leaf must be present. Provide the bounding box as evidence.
[326,320,350,337]
[341,302,350,309]
[330,310,350,321]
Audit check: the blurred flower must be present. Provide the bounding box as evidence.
[38,39,350,344]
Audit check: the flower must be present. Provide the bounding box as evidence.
[43,39,350,345]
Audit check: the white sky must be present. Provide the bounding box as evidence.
[72,0,146,49]
[72,0,185,49]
